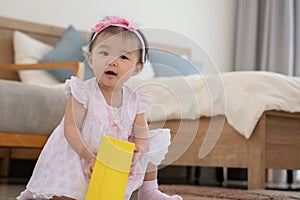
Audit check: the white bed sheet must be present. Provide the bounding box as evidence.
[126,71,300,139]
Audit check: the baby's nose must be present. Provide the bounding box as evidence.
[108,56,119,66]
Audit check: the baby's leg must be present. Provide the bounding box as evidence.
[138,163,183,200]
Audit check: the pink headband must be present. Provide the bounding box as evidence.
[91,16,146,63]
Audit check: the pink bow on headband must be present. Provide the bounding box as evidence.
[91,16,137,33]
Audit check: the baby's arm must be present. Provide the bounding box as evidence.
[132,113,150,156]
[64,95,95,177]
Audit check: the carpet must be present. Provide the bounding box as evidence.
[157,185,300,200]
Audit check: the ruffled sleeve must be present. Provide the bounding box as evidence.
[136,92,152,114]
[64,76,88,109]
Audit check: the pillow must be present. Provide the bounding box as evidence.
[39,25,94,82]
[14,31,54,64]
[13,31,60,85]
[148,49,201,77]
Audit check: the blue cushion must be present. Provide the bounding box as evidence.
[148,49,201,77]
[39,25,94,82]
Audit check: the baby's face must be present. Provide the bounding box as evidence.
[88,32,142,89]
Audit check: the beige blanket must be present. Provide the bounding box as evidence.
[126,71,300,139]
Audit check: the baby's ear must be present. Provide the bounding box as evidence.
[133,63,143,75]
[86,53,93,68]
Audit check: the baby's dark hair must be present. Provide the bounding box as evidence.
[89,26,149,63]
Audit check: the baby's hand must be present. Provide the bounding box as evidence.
[129,137,149,176]
[83,158,96,180]
[88,158,96,179]
[130,146,143,176]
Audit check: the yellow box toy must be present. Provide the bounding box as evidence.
[86,136,135,200]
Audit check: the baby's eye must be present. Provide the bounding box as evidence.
[99,51,108,56]
[120,55,129,60]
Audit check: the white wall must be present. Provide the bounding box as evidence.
[0,0,236,72]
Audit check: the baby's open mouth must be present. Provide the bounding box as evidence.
[105,70,117,76]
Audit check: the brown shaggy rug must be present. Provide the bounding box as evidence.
[157,185,300,200]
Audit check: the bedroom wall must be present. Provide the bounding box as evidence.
[0,0,236,72]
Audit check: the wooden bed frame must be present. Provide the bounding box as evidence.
[0,16,299,190]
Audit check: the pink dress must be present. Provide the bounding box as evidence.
[17,77,171,200]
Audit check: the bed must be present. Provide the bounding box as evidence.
[0,16,299,190]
